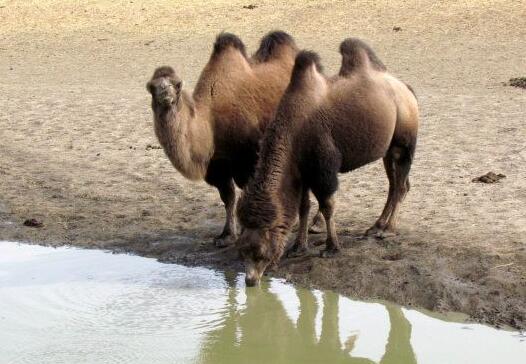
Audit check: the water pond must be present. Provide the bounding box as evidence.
[0,241,524,363]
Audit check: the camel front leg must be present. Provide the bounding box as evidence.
[318,196,341,258]
[308,209,326,233]
[287,187,313,257]
[214,179,237,247]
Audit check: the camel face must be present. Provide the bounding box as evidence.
[237,228,273,286]
[147,67,182,108]
[147,77,181,107]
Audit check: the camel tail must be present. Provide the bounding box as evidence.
[252,30,298,63]
[405,136,417,165]
[213,32,247,59]
[404,82,418,101]
[339,38,386,76]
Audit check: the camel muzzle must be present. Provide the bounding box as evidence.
[245,274,260,287]
[161,96,174,105]
[156,85,174,106]
[244,263,264,287]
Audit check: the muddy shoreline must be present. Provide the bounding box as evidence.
[1,0,525,331]
[2,223,525,331]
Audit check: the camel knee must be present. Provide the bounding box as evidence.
[216,180,236,204]
[310,170,339,210]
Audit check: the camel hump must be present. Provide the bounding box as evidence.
[213,32,248,59]
[291,50,323,78]
[252,30,298,63]
[287,50,325,91]
[339,38,386,75]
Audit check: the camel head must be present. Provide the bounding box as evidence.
[237,227,281,287]
[147,66,183,108]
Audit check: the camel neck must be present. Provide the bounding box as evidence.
[153,93,214,181]
[239,120,301,233]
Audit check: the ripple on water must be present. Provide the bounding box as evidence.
[0,242,228,364]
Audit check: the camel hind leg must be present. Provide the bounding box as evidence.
[318,195,341,257]
[366,156,396,236]
[214,179,238,247]
[306,141,342,257]
[205,161,237,247]
[367,142,414,238]
[287,187,314,258]
[385,145,412,231]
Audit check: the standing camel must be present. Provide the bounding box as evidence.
[237,39,419,286]
[147,31,302,247]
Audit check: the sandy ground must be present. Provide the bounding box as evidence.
[1,0,525,329]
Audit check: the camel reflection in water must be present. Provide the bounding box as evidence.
[198,273,417,364]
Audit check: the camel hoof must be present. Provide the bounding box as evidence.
[365,225,381,236]
[375,230,397,239]
[214,234,236,248]
[287,246,315,258]
[312,239,326,247]
[319,248,341,258]
[364,226,396,239]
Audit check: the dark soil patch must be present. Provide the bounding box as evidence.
[508,77,526,89]
[472,172,506,183]
[23,218,43,228]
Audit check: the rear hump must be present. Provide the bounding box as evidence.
[339,38,386,75]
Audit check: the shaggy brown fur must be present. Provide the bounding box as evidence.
[147,31,298,247]
[237,39,419,286]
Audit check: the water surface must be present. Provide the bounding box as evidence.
[0,241,524,363]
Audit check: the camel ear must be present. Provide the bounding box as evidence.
[146,81,154,94]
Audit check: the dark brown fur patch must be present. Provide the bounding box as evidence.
[294,50,323,73]
[288,50,324,89]
[252,30,297,63]
[151,66,176,79]
[238,189,278,229]
[213,32,247,58]
[339,38,386,75]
